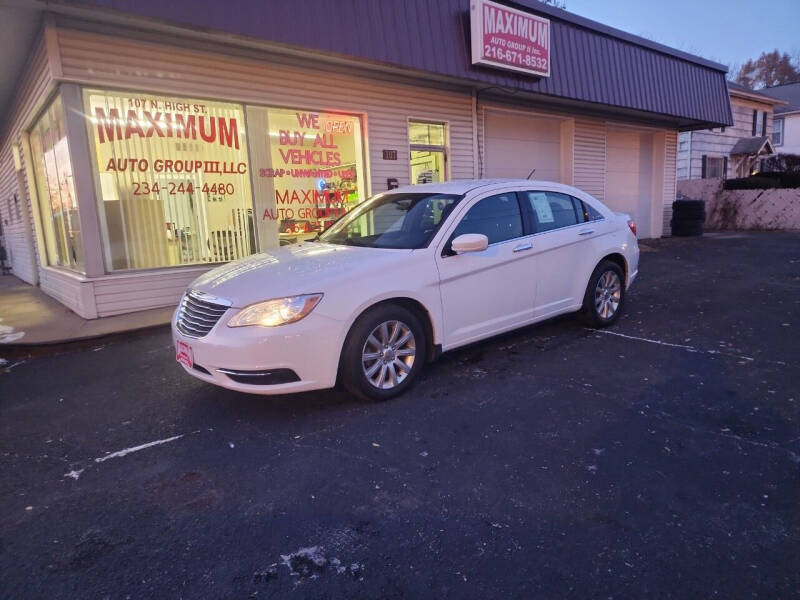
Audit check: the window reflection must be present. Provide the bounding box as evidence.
[30,95,83,270]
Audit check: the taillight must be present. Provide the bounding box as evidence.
[627,219,637,236]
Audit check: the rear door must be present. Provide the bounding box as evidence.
[435,191,537,348]
[519,190,601,317]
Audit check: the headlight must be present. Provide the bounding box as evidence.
[227,294,323,328]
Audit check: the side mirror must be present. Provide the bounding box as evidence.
[451,233,488,254]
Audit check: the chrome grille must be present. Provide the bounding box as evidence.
[176,291,231,338]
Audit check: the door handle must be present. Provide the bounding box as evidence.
[578,229,594,236]
[513,242,533,253]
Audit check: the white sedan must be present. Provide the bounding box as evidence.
[173,179,639,400]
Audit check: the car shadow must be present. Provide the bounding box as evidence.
[179,311,600,428]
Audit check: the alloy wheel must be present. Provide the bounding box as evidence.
[594,270,622,319]
[361,320,416,389]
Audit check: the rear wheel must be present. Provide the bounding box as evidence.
[580,261,625,327]
[340,304,427,401]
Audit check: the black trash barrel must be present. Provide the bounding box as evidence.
[671,199,705,236]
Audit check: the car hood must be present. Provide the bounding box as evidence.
[188,242,413,307]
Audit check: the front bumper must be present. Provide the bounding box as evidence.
[171,308,346,395]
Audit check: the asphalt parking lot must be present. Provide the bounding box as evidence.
[1,231,799,599]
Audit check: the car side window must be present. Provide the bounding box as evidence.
[449,193,523,245]
[522,191,579,232]
[583,200,604,221]
[571,197,587,223]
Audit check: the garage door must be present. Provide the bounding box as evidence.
[606,129,654,238]
[484,111,562,182]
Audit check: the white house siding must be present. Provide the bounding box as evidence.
[92,266,213,317]
[677,97,773,180]
[662,130,677,236]
[573,119,607,202]
[677,131,690,180]
[47,25,478,316]
[774,113,800,155]
[38,267,88,313]
[0,34,52,285]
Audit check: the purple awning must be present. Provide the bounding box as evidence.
[65,0,733,128]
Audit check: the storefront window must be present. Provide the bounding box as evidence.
[246,106,366,246]
[30,94,83,270]
[84,89,255,270]
[409,121,448,184]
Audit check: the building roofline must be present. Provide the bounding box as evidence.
[762,81,800,90]
[508,0,728,72]
[727,85,787,106]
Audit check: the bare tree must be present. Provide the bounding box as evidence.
[539,0,567,8]
[733,50,800,89]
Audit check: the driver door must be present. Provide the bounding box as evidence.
[434,191,537,349]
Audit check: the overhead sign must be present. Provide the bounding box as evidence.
[470,0,551,78]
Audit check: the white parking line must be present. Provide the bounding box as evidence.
[591,329,701,352]
[94,434,184,463]
[588,329,787,365]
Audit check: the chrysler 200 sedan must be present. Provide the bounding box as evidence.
[173,179,639,401]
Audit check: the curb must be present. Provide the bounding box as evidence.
[0,323,171,358]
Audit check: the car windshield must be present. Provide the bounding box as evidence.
[318,193,462,249]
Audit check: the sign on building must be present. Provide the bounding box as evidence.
[470,0,551,78]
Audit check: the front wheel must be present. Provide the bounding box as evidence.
[340,304,427,401]
[580,260,625,327]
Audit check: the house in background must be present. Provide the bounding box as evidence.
[677,82,784,180]
[760,82,800,155]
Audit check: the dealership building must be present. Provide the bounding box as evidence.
[0,0,732,318]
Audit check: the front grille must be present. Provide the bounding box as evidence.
[176,291,230,338]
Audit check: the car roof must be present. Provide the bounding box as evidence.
[387,179,588,197]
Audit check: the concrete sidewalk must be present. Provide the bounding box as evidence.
[0,274,173,346]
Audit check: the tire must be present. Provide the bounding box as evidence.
[671,219,704,237]
[580,260,626,327]
[340,304,427,401]
[673,208,706,221]
[672,199,704,210]
[673,199,706,221]
[674,208,706,220]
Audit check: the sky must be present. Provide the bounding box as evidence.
[563,0,800,72]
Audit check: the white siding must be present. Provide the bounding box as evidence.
[663,130,678,236]
[39,267,95,318]
[776,113,800,155]
[676,131,690,180]
[573,119,606,201]
[0,34,52,285]
[677,96,774,180]
[93,267,210,317]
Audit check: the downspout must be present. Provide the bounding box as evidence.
[471,88,479,178]
[687,130,692,179]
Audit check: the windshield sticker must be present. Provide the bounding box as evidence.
[529,193,554,223]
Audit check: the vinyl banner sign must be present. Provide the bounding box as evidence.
[471,0,551,77]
